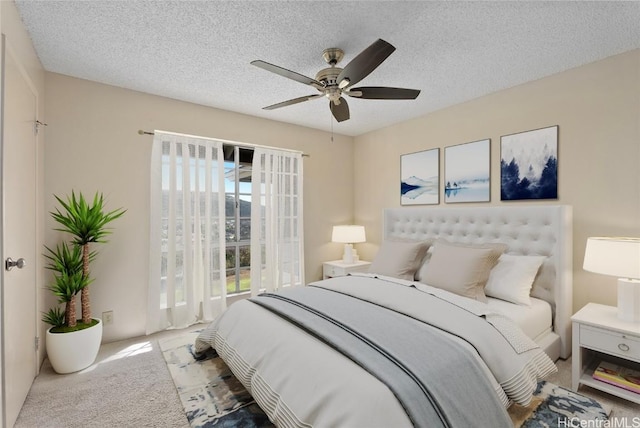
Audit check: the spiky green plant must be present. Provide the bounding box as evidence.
[50,191,125,324]
[44,242,91,276]
[42,307,66,328]
[43,242,81,328]
[42,241,93,328]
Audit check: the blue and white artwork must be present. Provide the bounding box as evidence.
[444,139,490,203]
[501,126,558,201]
[400,148,439,205]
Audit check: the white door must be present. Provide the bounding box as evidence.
[1,36,38,428]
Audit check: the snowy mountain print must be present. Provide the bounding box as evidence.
[401,149,439,205]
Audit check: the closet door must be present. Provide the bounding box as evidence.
[1,36,38,428]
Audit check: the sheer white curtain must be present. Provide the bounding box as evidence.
[148,131,227,334]
[250,148,305,294]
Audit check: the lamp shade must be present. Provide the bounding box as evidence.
[332,225,366,244]
[583,237,640,279]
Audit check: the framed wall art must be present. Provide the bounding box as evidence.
[444,139,490,203]
[500,125,558,201]
[400,148,439,205]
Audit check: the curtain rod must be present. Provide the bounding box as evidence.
[138,130,310,157]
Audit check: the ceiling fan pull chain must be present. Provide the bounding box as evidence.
[330,112,334,143]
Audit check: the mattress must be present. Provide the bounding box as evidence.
[486,296,552,341]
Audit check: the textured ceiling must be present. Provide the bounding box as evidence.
[14,1,640,137]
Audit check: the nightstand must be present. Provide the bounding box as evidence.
[571,302,640,404]
[322,260,371,280]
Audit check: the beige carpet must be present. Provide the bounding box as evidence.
[14,328,197,428]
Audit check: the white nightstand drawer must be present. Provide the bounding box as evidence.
[581,325,640,363]
[323,264,340,278]
[322,260,371,279]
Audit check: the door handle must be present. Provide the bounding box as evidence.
[5,257,26,271]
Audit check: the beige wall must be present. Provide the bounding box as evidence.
[1,0,47,365]
[44,73,354,342]
[354,49,640,314]
[18,12,640,346]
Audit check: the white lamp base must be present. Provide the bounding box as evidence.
[342,243,354,264]
[617,278,640,322]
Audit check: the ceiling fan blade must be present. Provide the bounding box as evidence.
[263,94,323,110]
[330,97,350,122]
[336,39,396,89]
[346,86,421,100]
[251,60,323,88]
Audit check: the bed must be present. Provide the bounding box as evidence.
[196,205,573,427]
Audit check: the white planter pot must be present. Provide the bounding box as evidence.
[46,318,103,374]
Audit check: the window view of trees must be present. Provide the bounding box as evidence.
[159,145,255,309]
[225,147,254,294]
[225,194,251,293]
[157,140,302,317]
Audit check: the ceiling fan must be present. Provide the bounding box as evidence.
[251,39,420,123]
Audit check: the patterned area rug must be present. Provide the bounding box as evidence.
[160,331,610,428]
[509,381,610,427]
[159,331,272,427]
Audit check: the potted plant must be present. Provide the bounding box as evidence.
[43,191,125,374]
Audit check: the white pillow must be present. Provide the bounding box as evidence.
[420,240,505,302]
[484,254,546,306]
[368,240,430,281]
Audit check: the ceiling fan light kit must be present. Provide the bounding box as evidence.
[251,39,421,123]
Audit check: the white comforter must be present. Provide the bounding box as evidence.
[196,274,556,427]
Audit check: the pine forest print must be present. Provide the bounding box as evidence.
[501,126,558,200]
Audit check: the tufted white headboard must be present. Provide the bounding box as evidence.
[384,205,573,359]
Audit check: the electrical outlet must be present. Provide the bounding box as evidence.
[102,310,114,325]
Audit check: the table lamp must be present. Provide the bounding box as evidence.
[583,237,640,322]
[332,225,366,264]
